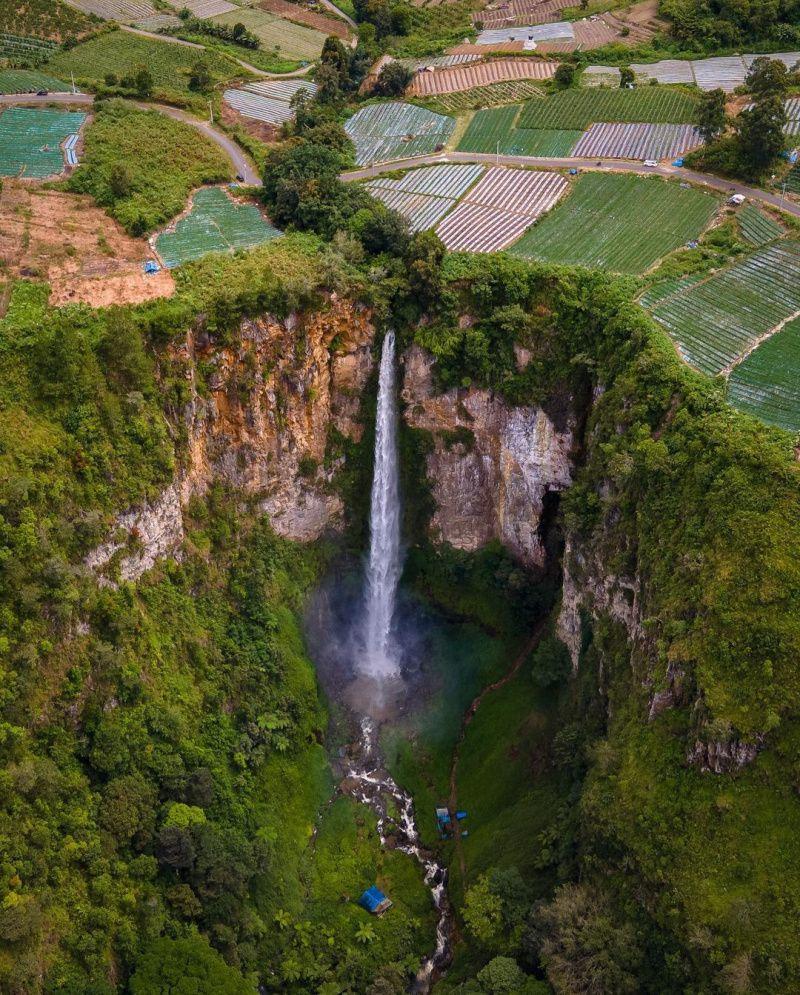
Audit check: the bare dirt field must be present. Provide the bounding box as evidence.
[221,102,279,144]
[258,0,352,38]
[0,181,174,308]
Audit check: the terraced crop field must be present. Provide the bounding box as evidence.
[501,128,582,156]
[224,79,317,125]
[738,205,783,246]
[47,29,241,95]
[0,31,57,61]
[458,105,520,153]
[406,58,556,97]
[510,173,717,275]
[64,0,158,20]
[0,69,68,94]
[211,7,327,59]
[420,80,545,113]
[0,0,96,43]
[727,316,800,431]
[0,107,86,178]
[345,102,455,166]
[367,164,486,233]
[650,241,800,375]
[517,87,697,130]
[155,186,282,268]
[456,105,581,156]
[571,122,702,160]
[436,167,568,252]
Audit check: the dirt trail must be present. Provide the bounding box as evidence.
[447,620,547,881]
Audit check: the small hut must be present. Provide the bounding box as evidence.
[358,886,392,916]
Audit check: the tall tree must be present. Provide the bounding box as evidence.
[696,88,727,142]
[745,55,790,98]
[320,35,351,88]
[736,93,787,175]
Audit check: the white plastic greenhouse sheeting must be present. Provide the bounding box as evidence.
[571,122,703,160]
[476,21,574,46]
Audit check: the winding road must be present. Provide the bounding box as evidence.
[0,92,262,185]
[342,150,800,219]
[3,93,799,215]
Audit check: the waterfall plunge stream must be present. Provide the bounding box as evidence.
[341,331,453,991]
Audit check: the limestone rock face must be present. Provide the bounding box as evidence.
[179,300,374,542]
[401,345,573,567]
[83,484,184,585]
[86,299,375,583]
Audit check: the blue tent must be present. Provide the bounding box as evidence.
[358,886,392,916]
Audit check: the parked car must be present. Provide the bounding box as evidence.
[36,90,48,96]
[643,159,658,167]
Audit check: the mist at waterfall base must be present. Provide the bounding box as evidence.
[306,329,426,719]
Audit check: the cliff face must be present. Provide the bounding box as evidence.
[401,345,574,568]
[87,299,374,584]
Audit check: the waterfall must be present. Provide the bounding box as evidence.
[361,329,402,678]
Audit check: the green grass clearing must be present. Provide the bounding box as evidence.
[510,172,718,275]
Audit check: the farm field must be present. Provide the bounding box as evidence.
[0,107,86,178]
[727,316,800,432]
[415,80,545,113]
[406,57,556,96]
[172,0,237,16]
[458,107,582,155]
[0,31,58,62]
[258,0,351,39]
[625,51,800,91]
[155,186,282,268]
[223,79,316,124]
[64,0,158,21]
[571,122,703,160]
[738,205,783,246]
[46,28,242,96]
[0,0,97,42]
[475,0,577,28]
[517,87,698,130]
[650,241,800,375]
[367,163,484,230]
[0,69,69,94]
[211,7,327,59]
[510,173,718,275]
[457,105,520,152]
[0,179,174,307]
[345,102,454,166]
[436,166,567,251]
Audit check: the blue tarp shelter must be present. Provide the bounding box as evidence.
[358,886,392,916]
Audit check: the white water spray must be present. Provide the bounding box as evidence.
[361,330,402,677]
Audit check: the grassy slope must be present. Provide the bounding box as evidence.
[66,101,232,235]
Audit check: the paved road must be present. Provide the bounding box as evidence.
[3,93,796,212]
[0,92,262,185]
[342,150,800,218]
[319,0,358,32]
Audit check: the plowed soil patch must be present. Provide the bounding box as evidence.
[258,0,351,38]
[0,181,174,307]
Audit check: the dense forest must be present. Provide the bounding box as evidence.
[2,187,800,992]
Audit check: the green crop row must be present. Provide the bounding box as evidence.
[517,86,699,131]
[510,172,717,275]
[728,315,800,431]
